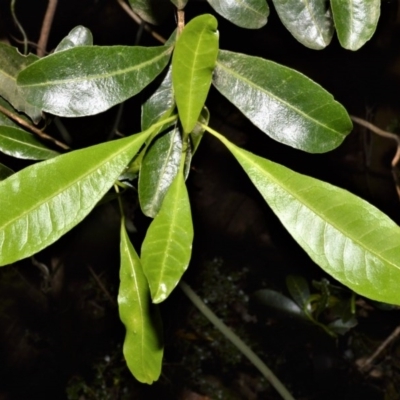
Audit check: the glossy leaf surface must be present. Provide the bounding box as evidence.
[172,14,219,133]
[54,25,93,52]
[142,66,175,131]
[17,45,172,117]
[213,50,352,153]
[119,222,163,384]
[207,0,269,29]
[0,126,59,160]
[213,130,400,305]
[271,0,333,49]
[128,0,172,24]
[331,0,380,50]
[0,163,13,180]
[141,168,193,303]
[0,130,151,266]
[253,289,307,321]
[139,125,182,217]
[0,43,41,122]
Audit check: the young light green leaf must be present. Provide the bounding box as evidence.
[128,0,173,24]
[207,0,269,29]
[141,66,175,131]
[0,43,41,122]
[139,125,182,217]
[190,106,209,155]
[213,50,352,153]
[0,126,59,160]
[211,129,400,305]
[0,163,13,180]
[54,25,93,52]
[119,222,163,384]
[17,45,173,117]
[0,130,152,267]
[170,0,188,9]
[331,0,380,51]
[286,275,310,310]
[271,0,334,49]
[172,14,219,133]
[141,167,193,303]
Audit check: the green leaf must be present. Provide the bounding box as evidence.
[170,0,188,9]
[141,166,193,303]
[0,97,31,127]
[331,0,380,51]
[253,289,308,321]
[190,106,209,155]
[139,125,182,217]
[0,130,152,266]
[0,43,41,122]
[207,0,269,29]
[0,163,13,180]
[119,222,163,384]
[128,0,173,24]
[172,14,219,133]
[17,45,173,117]
[271,0,334,49]
[54,25,93,52]
[286,275,310,309]
[211,130,400,305]
[213,50,352,153]
[0,126,59,160]
[142,66,175,131]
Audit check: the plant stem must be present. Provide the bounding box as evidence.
[10,0,28,55]
[0,103,70,150]
[37,0,58,57]
[179,280,296,400]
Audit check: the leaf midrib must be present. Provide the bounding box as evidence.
[18,47,172,88]
[222,137,399,272]
[215,56,344,138]
[0,138,138,233]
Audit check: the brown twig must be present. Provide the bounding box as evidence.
[87,265,117,306]
[0,103,70,150]
[116,0,166,44]
[37,0,58,57]
[350,115,400,167]
[359,325,400,373]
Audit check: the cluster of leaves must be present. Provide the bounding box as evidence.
[255,275,358,337]
[0,0,399,386]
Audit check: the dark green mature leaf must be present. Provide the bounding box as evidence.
[0,130,151,266]
[253,289,308,321]
[128,0,172,24]
[119,222,163,384]
[0,163,13,180]
[141,166,193,303]
[142,66,175,131]
[271,0,334,49]
[172,14,219,133]
[139,125,182,217]
[286,275,310,309]
[213,50,352,153]
[17,45,173,117]
[207,0,269,29]
[170,0,189,9]
[331,0,380,51]
[212,130,400,305]
[0,43,41,122]
[0,126,59,160]
[55,25,93,52]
